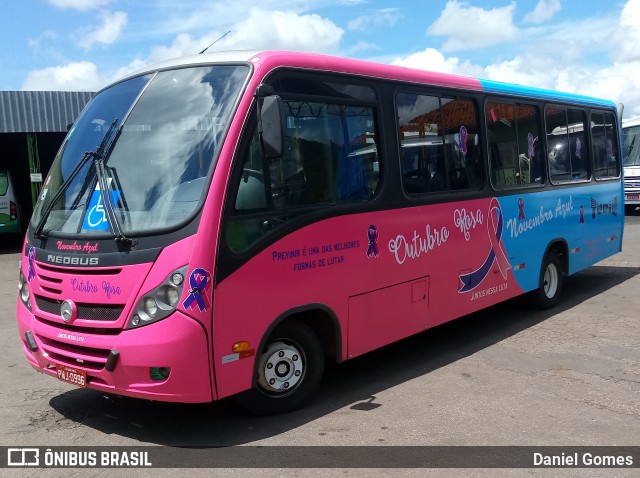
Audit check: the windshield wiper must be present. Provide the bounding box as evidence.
[94,157,136,247]
[33,119,119,239]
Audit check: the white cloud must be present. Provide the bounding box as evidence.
[154,0,326,37]
[392,48,484,77]
[215,8,344,53]
[28,31,66,63]
[346,41,381,55]
[427,1,518,51]
[47,0,111,11]
[483,55,558,89]
[144,8,343,57]
[480,53,640,117]
[612,0,640,63]
[145,33,210,63]
[348,8,401,31]
[22,61,106,91]
[77,10,128,50]
[22,8,344,92]
[523,0,562,24]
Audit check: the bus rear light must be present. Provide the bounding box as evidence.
[10,201,17,220]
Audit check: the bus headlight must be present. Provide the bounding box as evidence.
[160,285,181,308]
[143,297,158,318]
[18,270,31,311]
[127,266,187,329]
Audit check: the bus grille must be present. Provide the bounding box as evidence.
[35,334,111,370]
[34,295,124,321]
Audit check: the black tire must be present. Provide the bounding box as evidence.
[529,252,563,309]
[235,321,324,415]
[625,204,637,215]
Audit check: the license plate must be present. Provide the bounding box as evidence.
[56,364,87,388]
[626,194,639,200]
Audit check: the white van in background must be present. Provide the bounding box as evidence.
[0,169,20,234]
[623,117,640,213]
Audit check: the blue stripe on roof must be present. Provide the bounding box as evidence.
[479,79,615,109]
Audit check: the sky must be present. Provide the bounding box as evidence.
[2,0,640,117]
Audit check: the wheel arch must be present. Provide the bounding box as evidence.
[251,303,342,387]
[543,238,569,276]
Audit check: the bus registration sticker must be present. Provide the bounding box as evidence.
[56,365,87,388]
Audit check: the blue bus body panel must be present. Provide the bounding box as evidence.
[480,79,617,109]
[497,182,623,293]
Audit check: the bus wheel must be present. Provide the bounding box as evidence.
[235,322,324,415]
[530,252,563,309]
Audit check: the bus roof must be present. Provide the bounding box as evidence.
[623,117,640,128]
[480,79,615,109]
[118,50,616,109]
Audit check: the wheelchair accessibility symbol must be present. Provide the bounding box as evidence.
[82,187,120,231]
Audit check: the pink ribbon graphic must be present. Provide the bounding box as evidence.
[459,198,511,292]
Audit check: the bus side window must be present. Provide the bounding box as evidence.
[592,111,621,179]
[547,107,590,183]
[488,101,541,189]
[397,92,480,195]
[227,98,380,253]
[235,132,268,211]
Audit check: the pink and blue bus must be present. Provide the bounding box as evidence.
[16,51,623,414]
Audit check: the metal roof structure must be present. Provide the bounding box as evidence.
[0,91,93,133]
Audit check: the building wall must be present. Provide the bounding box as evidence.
[0,132,66,235]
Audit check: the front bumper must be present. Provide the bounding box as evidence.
[17,304,213,403]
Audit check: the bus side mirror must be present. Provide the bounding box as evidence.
[617,103,624,123]
[259,95,284,159]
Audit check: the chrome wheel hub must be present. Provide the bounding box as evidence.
[258,341,304,393]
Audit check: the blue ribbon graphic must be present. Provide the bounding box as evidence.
[182,268,210,312]
[27,247,36,282]
[367,225,379,258]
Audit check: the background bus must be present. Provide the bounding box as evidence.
[0,169,20,234]
[622,117,640,213]
[16,51,623,415]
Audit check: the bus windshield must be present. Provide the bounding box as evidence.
[623,124,640,167]
[32,64,249,236]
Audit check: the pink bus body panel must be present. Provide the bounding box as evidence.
[212,198,524,399]
[17,235,214,402]
[205,51,487,398]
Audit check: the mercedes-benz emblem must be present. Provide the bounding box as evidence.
[60,299,77,323]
